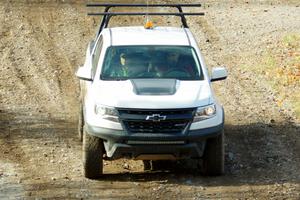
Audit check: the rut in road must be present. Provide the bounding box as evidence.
[0,1,299,199]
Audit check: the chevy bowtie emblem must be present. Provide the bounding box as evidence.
[146,114,167,122]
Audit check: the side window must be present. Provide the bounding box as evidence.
[92,36,103,78]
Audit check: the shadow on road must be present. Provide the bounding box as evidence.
[0,111,299,188]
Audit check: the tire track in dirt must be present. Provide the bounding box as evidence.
[0,2,80,198]
[187,3,300,196]
[22,5,74,117]
[0,132,30,198]
[0,2,93,119]
[0,2,59,115]
[1,1,300,199]
[192,0,300,182]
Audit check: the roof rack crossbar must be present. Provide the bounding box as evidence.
[86,3,202,7]
[88,12,204,16]
[87,3,203,36]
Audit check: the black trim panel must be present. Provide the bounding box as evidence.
[85,122,223,142]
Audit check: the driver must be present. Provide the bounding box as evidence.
[166,51,180,68]
[110,52,130,77]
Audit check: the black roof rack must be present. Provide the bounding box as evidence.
[86,3,204,36]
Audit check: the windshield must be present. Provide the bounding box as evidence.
[101,46,203,80]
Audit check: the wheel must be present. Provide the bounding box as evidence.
[201,130,225,176]
[83,130,104,179]
[78,103,84,142]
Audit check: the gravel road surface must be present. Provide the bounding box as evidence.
[0,0,299,199]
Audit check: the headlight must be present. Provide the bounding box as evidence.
[95,105,119,122]
[193,104,216,122]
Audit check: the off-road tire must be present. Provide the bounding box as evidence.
[83,130,104,179]
[202,130,225,176]
[78,103,83,142]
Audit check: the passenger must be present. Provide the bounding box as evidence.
[158,53,196,78]
[176,55,197,76]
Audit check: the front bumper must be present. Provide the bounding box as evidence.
[85,122,224,160]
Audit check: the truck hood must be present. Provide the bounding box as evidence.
[91,79,212,109]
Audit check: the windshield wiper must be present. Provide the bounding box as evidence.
[115,78,128,81]
[101,75,128,81]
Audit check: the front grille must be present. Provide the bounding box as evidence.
[119,109,194,115]
[123,120,190,133]
[118,108,195,134]
[127,140,185,145]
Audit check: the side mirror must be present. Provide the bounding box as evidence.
[76,66,92,81]
[211,67,228,82]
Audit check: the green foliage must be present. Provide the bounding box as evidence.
[243,33,300,118]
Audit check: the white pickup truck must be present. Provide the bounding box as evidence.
[76,3,227,179]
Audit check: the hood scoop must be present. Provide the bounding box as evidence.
[130,79,177,95]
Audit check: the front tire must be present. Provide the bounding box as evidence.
[78,103,84,142]
[83,130,104,179]
[202,130,225,176]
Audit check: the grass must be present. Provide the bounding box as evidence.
[243,33,300,119]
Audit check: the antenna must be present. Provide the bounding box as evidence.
[146,0,149,22]
[144,0,153,29]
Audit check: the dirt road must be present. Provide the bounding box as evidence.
[0,0,299,199]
